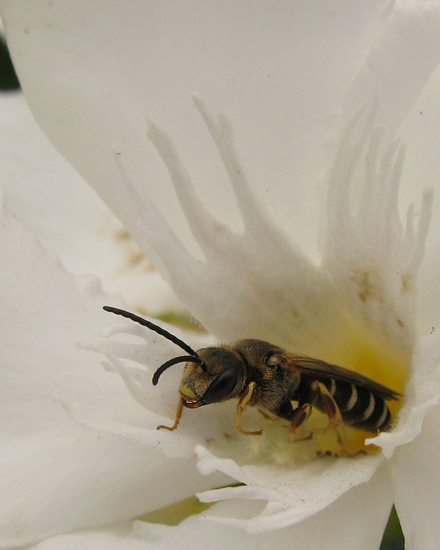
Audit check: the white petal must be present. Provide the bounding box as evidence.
[3,2,440,257]
[322,104,433,353]
[391,404,440,550]
[30,524,149,550]
[398,62,440,334]
[196,445,386,532]
[344,1,440,134]
[0,92,181,313]
[2,2,440,351]
[0,206,219,547]
[388,347,440,550]
[0,3,389,240]
[0,93,114,276]
[138,463,392,549]
[30,464,393,550]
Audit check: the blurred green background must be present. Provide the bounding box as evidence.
[0,36,19,90]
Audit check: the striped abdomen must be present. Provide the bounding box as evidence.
[317,378,392,432]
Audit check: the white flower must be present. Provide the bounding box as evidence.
[1,2,440,549]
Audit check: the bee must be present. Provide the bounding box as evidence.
[104,306,401,456]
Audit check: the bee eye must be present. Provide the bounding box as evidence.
[202,367,239,404]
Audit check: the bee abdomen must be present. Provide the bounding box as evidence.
[321,379,392,432]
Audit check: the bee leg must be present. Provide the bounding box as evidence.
[157,398,184,431]
[311,381,354,457]
[235,381,262,436]
[288,403,313,442]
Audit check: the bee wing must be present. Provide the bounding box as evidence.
[283,354,401,400]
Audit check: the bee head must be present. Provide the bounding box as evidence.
[178,347,244,408]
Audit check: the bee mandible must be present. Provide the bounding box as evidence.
[104,306,401,456]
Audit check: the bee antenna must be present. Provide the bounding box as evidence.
[152,355,205,386]
[103,306,198,356]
